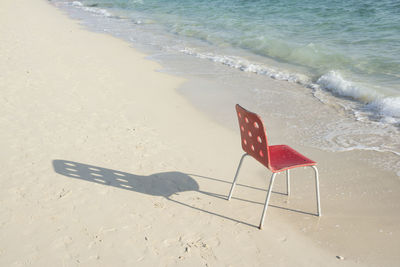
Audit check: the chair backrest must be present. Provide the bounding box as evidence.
[235,104,270,169]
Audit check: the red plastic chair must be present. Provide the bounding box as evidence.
[228,104,321,229]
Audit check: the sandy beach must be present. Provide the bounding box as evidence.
[1,0,400,266]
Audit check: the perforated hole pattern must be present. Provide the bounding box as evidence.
[236,104,269,168]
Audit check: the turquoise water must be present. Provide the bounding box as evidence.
[59,0,400,122]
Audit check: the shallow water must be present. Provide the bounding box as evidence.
[51,0,400,176]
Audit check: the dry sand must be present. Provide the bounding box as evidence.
[1,0,400,266]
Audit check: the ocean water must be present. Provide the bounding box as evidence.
[51,0,400,174]
[57,0,400,122]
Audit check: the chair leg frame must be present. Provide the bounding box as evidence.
[229,155,322,229]
[286,169,290,196]
[311,165,321,217]
[259,173,277,229]
[228,153,248,201]
[259,166,321,229]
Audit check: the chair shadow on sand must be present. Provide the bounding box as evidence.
[53,160,315,228]
[52,159,258,227]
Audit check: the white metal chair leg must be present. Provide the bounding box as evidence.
[228,153,248,200]
[286,169,290,196]
[259,173,277,229]
[311,166,321,216]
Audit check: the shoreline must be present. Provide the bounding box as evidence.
[52,0,400,124]
[1,0,400,266]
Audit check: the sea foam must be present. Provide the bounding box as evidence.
[367,97,400,123]
[180,48,311,85]
[316,71,375,101]
[316,71,400,123]
[72,1,112,17]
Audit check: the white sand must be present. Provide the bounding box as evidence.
[1,0,399,266]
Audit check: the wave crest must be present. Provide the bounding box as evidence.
[180,48,311,85]
[367,97,400,123]
[316,71,375,101]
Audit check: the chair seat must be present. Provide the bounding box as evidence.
[269,145,316,172]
